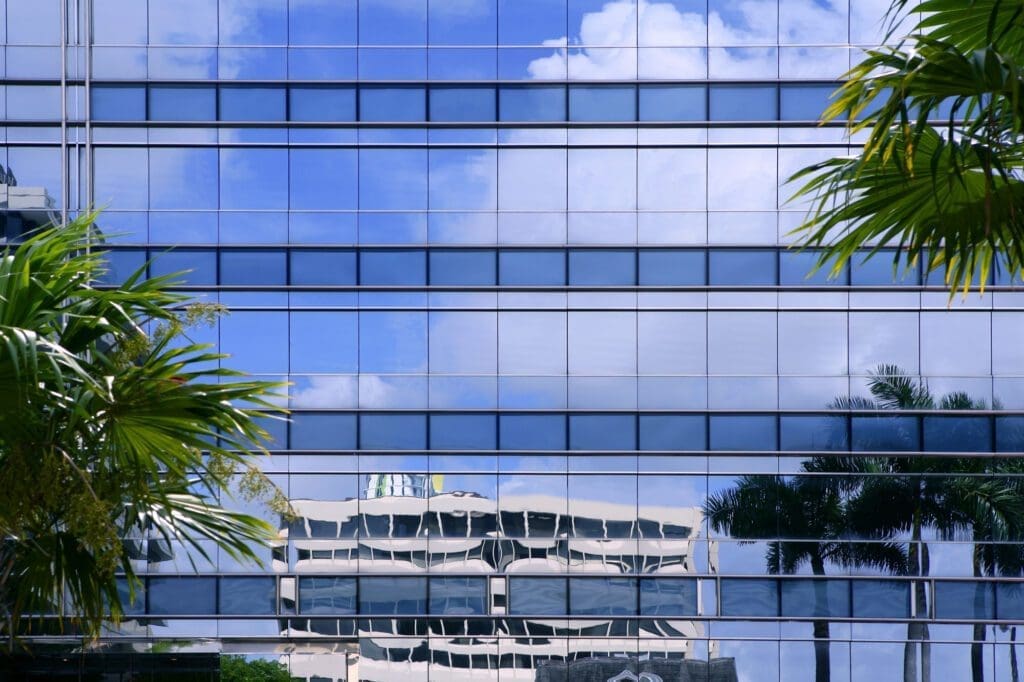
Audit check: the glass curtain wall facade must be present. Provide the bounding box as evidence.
[4,1,1024,680]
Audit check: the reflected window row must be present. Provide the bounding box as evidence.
[85,83,838,123]
[102,247,991,288]
[278,412,1020,454]
[110,575,1024,621]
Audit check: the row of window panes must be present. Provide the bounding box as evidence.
[120,575,1024,620]
[274,412,1020,453]
[103,248,987,288]
[85,84,836,123]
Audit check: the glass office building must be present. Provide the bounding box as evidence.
[5,1,1024,680]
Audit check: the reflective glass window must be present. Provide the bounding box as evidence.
[996,417,1024,452]
[780,84,835,121]
[147,577,216,615]
[497,149,567,210]
[640,578,698,616]
[851,416,921,452]
[92,86,145,121]
[290,413,357,450]
[500,414,566,450]
[997,583,1024,619]
[289,0,357,45]
[720,579,778,617]
[498,311,567,375]
[509,577,567,616]
[360,414,427,450]
[149,148,218,210]
[219,577,276,615]
[148,0,217,44]
[289,87,356,122]
[780,250,848,286]
[359,311,428,374]
[430,414,497,450]
[852,580,910,618]
[99,250,147,286]
[429,577,487,615]
[7,86,61,120]
[360,250,427,286]
[639,249,705,286]
[934,581,994,619]
[709,250,777,286]
[923,416,992,453]
[149,86,216,121]
[289,149,358,210]
[639,85,707,121]
[640,415,706,451]
[430,87,497,121]
[569,86,637,122]
[150,249,216,286]
[780,415,848,451]
[499,250,566,286]
[850,250,920,286]
[290,312,358,374]
[359,149,428,210]
[358,0,426,45]
[219,0,286,44]
[360,577,427,615]
[299,577,356,615]
[570,414,637,451]
[218,86,286,121]
[429,1,497,44]
[360,87,426,122]
[569,250,636,286]
[570,577,638,616]
[290,250,357,286]
[499,86,567,122]
[710,415,777,451]
[220,250,286,286]
[219,149,288,210]
[710,84,778,121]
[430,250,496,286]
[781,579,850,618]
[428,311,497,375]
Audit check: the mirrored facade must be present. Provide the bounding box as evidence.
[5,1,1024,680]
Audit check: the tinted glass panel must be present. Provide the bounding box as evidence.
[639,85,706,121]
[709,250,777,286]
[851,416,921,452]
[499,86,567,122]
[570,577,638,615]
[852,580,910,618]
[710,84,778,121]
[720,579,778,617]
[850,250,920,286]
[92,86,145,121]
[935,581,994,619]
[569,414,637,451]
[500,414,567,450]
[429,577,487,615]
[499,250,566,286]
[639,415,707,451]
[219,87,286,121]
[781,579,850,618]
[220,250,287,286]
[290,87,356,121]
[360,250,427,286]
[710,415,777,451]
[569,86,636,122]
[360,414,427,450]
[148,577,216,615]
[430,414,497,450]
[780,84,835,120]
[359,577,427,615]
[360,87,426,122]
[639,250,705,286]
[149,86,216,121]
[290,250,357,286]
[299,577,357,615]
[509,577,567,616]
[219,577,276,615]
[780,250,848,285]
[430,250,496,285]
[569,250,636,286]
[780,415,848,451]
[640,578,698,616]
[923,416,992,453]
[430,87,497,121]
[290,413,357,450]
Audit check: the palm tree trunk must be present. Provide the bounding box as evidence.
[811,555,832,682]
[971,541,986,682]
[1011,626,1019,682]
[920,542,931,682]
[904,511,931,682]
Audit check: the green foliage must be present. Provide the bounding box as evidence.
[789,0,1024,295]
[220,655,293,682]
[0,214,286,640]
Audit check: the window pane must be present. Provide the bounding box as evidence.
[429,250,496,285]
[359,577,427,615]
[923,416,992,453]
[150,249,216,286]
[92,86,145,121]
[640,578,697,616]
[851,416,920,452]
[852,580,909,618]
[149,86,216,121]
[289,0,357,45]
[359,312,428,374]
[290,250,357,286]
[430,87,496,121]
[299,577,356,615]
[710,415,777,451]
[569,414,637,451]
[360,87,426,122]
[570,577,638,615]
[640,415,706,450]
[935,581,994,619]
[290,312,358,373]
[359,0,426,45]
[289,149,358,210]
[509,577,567,616]
[220,250,287,285]
[430,414,497,450]
[780,250,848,285]
[429,577,487,615]
[360,250,427,286]
[219,86,286,121]
[569,86,636,121]
[290,413,357,450]
[499,86,567,122]
[639,249,705,286]
[639,85,706,121]
[710,84,778,121]
[780,84,834,121]
[220,149,288,210]
[569,250,636,286]
[360,414,427,450]
[499,250,566,285]
[780,579,850,618]
[709,250,777,286]
[289,86,356,121]
[219,577,276,615]
[780,415,848,451]
[148,577,216,615]
[997,583,1024,620]
[500,414,566,450]
[850,250,920,286]
[150,149,218,210]
[720,579,778,617]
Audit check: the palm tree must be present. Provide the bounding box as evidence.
[706,472,906,682]
[789,0,1024,294]
[0,215,285,640]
